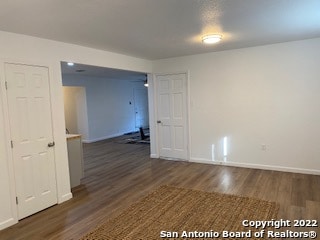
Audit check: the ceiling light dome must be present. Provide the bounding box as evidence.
[202,34,222,44]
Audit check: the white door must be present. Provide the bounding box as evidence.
[134,87,149,129]
[5,63,57,220]
[156,73,188,160]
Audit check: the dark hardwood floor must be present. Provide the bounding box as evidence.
[1,134,319,239]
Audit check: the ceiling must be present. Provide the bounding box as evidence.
[0,0,320,60]
[61,62,147,81]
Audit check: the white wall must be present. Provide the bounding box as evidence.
[152,38,320,174]
[62,75,148,142]
[0,30,151,230]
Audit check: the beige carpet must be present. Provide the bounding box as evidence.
[81,185,279,239]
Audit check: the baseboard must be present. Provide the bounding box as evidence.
[190,157,320,175]
[189,157,218,165]
[0,193,73,231]
[82,133,126,143]
[0,218,17,231]
[58,192,73,204]
[150,153,158,158]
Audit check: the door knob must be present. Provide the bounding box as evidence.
[157,120,162,123]
[48,142,55,147]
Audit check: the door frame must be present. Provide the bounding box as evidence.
[0,58,72,228]
[150,71,190,161]
[0,60,18,228]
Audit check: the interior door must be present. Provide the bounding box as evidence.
[134,87,149,129]
[156,73,188,160]
[5,63,57,220]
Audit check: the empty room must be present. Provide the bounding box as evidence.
[0,1,319,239]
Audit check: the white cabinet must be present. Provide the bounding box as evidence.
[66,134,84,188]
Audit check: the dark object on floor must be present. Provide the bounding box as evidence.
[139,127,149,140]
[120,128,150,144]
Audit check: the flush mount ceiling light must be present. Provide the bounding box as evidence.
[202,34,222,44]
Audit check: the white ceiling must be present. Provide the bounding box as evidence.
[0,0,320,60]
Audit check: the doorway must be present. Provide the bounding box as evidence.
[134,85,149,129]
[63,86,89,140]
[60,62,149,143]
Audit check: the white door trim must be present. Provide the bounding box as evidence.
[0,61,18,229]
[152,71,190,161]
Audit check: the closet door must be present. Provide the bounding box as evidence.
[5,63,57,219]
[156,73,188,160]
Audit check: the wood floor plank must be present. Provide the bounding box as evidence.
[0,134,319,239]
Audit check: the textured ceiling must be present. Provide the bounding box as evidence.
[0,0,319,60]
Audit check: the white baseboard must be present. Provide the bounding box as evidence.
[189,157,217,165]
[190,157,320,175]
[82,133,126,143]
[58,192,73,204]
[0,218,17,231]
[0,193,73,231]
[150,153,158,158]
